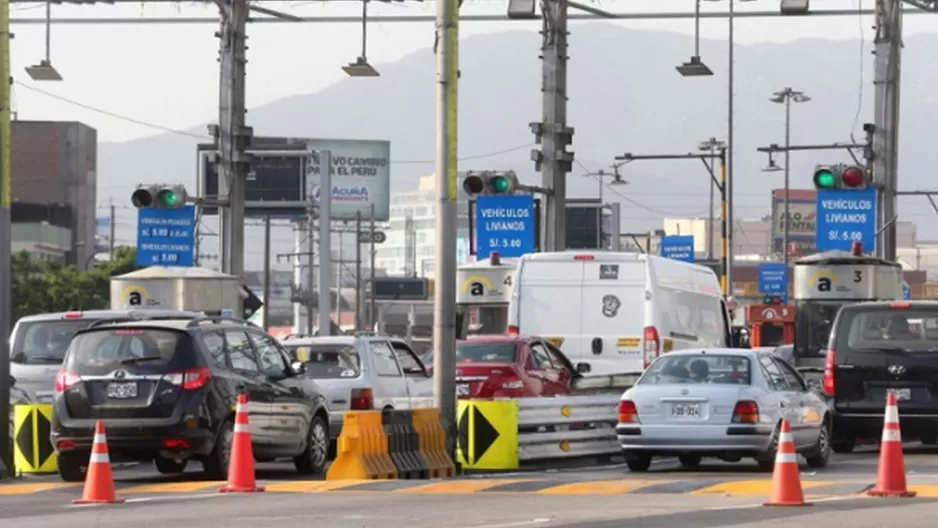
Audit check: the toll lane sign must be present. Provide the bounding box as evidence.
[475,195,536,259]
[136,205,196,267]
[816,187,877,252]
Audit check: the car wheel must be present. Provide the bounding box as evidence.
[625,454,652,472]
[804,419,832,468]
[678,454,701,468]
[203,419,233,480]
[57,453,86,483]
[756,425,780,472]
[154,456,188,475]
[294,415,329,475]
[831,436,856,454]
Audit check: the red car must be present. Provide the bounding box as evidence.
[425,335,579,398]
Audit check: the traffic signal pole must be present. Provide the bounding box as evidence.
[614,150,730,297]
[0,0,12,473]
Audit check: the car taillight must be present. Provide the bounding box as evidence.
[56,440,76,451]
[642,326,659,368]
[732,401,759,424]
[63,312,84,319]
[507,325,519,336]
[163,367,212,390]
[351,388,374,410]
[501,376,524,390]
[162,439,191,449]
[54,370,81,393]
[823,349,836,396]
[618,400,639,423]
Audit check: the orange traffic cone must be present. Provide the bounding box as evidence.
[73,421,124,504]
[219,394,265,493]
[868,392,916,497]
[763,420,810,507]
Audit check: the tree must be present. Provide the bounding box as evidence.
[10,248,142,326]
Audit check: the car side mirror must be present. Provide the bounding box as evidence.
[576,362,591,374]
[290,361,306,376]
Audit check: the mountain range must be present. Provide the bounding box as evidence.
[97,23,938,266]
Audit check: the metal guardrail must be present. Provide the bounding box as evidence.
[516,395,621,462]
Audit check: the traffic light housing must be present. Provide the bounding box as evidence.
[812,164,868,190]
[462,171,519,196]
[763,294,783,305]
[132,184,188,209]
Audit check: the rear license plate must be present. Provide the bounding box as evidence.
[671,403,700,418]
[456,384,470,396]
[107,382,138,399]
[888,388,911,401]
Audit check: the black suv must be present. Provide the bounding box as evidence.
[50,316,330,482]
[825,300,938,453]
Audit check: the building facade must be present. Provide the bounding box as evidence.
[11,120,98,267]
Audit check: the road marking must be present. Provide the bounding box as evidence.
[691,480,835,496]
[400,479,537,494]
[703,495,858,511]
[0,483,78,495]
[466,519,552,528]
[266,481,371,493]
[66,492,229,507]
[907,484,938,497]
[535,480,657,495]
[121,481,226,493]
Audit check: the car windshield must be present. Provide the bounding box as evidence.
[64,329,184,372]
[639,355,751,385]
[795,300,842,357]
[284,344,361,379]
[424,342,518,365]
[10,319,93,364]
[838,307,938,353]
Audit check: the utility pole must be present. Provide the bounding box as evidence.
[317,150,332,336]
[108,201,116,259]
[213,0,251,318]
[433,0,459,458]
[291,221,308,334]
[0,0,13,474]
[262,214,271,330]
[873,0,904,261]
[355,211,362,331]
[369,203,377,329]
[531,0,574,252]
[698,138,726,261]
[769,87,811,269]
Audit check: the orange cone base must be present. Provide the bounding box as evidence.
[218,484,266,493]
[867,489,916,498]
[72,498,125,505]
[763,501,812,507]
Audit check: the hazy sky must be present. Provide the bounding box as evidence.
[11,0,936,142]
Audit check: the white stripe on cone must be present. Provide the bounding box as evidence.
[882,428,902,443]
[779,432,794,444]
[234,423,250,434]
[885,405,899,424]
[774,452,797,464]
[93,434,107,444]
[89,452,110,464]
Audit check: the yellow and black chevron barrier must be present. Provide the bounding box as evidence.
[12,404,57,474]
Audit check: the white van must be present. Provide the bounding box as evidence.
[507,251,732,374]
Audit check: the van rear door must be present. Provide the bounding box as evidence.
[516,257,585,358]
[578,257,645,374]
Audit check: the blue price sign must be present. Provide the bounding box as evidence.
[903,283,911,300]
[758,263,788,303]
[815,187,877,252]
[660,235,695,262]
[136,205,196,267]
[475,195,536,259]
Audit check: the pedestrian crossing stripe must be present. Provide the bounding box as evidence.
[456,400,518,471]
[12,404,57,474]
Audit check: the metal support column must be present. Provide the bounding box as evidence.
[726,0,736,295]
[433,0,459,458]
[873,0,902,261]
[317,150,333,336]
[369,204,377,329]
[0,0,13,473]
[719,149,728,297]
[292,221,308,335]
[261,214,271,330]
[355,211,363,331]
[215,0,251,312]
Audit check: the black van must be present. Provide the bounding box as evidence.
[824,300,938,453]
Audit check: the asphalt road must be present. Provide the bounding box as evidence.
[2,444,938,526]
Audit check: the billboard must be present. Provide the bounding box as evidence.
[772,199,816,239]
[307,138,391,222]
[95,216,111,253]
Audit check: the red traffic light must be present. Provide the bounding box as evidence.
[462,174,485,195]
[841,166,865,188]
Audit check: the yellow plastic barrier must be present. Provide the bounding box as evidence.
[456,399,519,471]
[12,404,57,475]
[326,410,398,480]
[411,408,456,478]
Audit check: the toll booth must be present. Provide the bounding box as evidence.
[456,253,516,335]
[110,267,245,315]
[745,303,795,348]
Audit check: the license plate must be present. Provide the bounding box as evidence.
[107,382,138,399]
[671,403,700,418]
[888,388,911,401]
[456,384,470,396]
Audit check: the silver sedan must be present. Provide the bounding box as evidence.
[615,348,831,472]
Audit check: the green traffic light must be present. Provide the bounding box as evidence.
[814,169,836,189]
[157,189,179,207]
[488,176,510,194]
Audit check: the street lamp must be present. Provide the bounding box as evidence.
[583,165,628,206]
[699,138,727,260]
[344,0,379,77]
[26,3,62,81]
[677,0,713,77]
[770,87,811,268]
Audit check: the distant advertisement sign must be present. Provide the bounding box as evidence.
[456,236,469,265]
[772,200,816,239]
[95,216,111,253]
[306,139,391,222]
